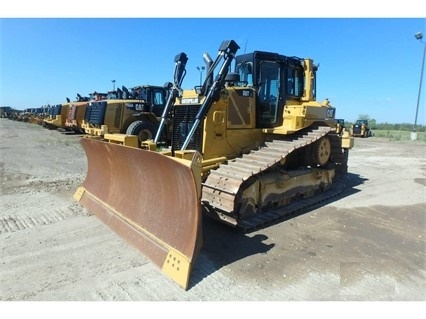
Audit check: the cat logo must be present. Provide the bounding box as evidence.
[326,107,335,118]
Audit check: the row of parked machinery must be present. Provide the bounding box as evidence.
[9,98,368,146]
[26,83,172,146]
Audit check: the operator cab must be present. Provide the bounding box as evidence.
[234,51,314,129]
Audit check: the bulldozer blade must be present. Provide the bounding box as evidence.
[74,138,203,290]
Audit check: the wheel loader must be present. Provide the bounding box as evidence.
[81,84,170,145]
[0,106,12,118]
[74,40,354,290]
[103,52,189,147]
[26,107,46,124]
[62,94,91,134]
[351,119,372,137]
[334,119,346,135]
[65,92,105,134]
[42,101,73,130]
[17,109,37,122]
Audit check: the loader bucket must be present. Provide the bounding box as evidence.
[74,138,203,289]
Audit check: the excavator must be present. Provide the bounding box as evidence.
[74,40,354,290]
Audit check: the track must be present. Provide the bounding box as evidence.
[201,126,349,232]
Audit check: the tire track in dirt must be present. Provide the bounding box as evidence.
[1,174,84,196]
[0,205,91,234]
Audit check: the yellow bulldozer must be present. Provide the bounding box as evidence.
[74,40,354,290]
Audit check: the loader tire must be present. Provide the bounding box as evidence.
[126,120,158,143]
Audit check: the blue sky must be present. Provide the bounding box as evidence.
[1,6,425,125]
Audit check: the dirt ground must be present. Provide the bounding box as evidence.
[0,119,425,317]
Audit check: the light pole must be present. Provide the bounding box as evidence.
[412,32,426,141]
[112,80,116,91]
[196,66,205,86]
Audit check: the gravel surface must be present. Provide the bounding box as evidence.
[0,119,425,318]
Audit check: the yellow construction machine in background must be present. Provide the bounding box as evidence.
[61,93,91,134]
[81,84,172,146]
[42,101,72,130]
[351,119,372,137]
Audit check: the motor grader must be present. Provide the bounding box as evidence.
[74,40,354,290]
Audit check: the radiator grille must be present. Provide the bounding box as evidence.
[85,101,107,125]
[172,105,203,152]
[49,105,62,116]
[352,125,362,135]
